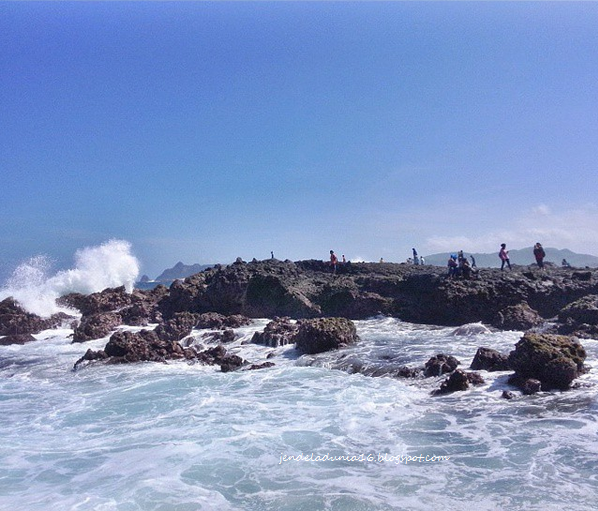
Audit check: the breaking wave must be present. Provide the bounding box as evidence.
[0,239,140,317]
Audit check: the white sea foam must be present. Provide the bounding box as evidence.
[1,317,597,510]
[0,239,140,317]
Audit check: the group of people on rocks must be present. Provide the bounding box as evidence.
[447,250,476,278]
[329,250,347,273]
[409,248,425,265]
[328,242,556,275]
[498,242,546,270]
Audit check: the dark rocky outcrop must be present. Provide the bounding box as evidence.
[195,312,251,330]
[0,298,72,335]
[424,354,460,377]
[53,261,598,333]
[508,333,587,391]
[470,347,511,371]
[201,329,237,344]
[148,260,598,330]
[492,302,544,331]
[294,317,358,354]
[154,312,198,342]
[73,329,247,371]
[0,333,37,345]
[246,361,276,371]
[557,294,598,338]
[59,286,133,316]
[251,317,299,347]
[72,312,122,342]
[432,369,485,395]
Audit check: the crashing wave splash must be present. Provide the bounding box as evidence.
[0,239,140,317]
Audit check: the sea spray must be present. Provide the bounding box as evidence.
[0,239,140,317]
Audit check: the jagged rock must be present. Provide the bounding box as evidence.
[424,354,460,377]
[103,329,181,362]
[393,366,422,378]
[251,317,298,347]
[195,312,251,329]
[432,369,485,395]
[55,260,598,329]
[246,361,276,371]
[557,294,598,338]
[119,302,153,327]
[507,376,542,395]
[294,317,358,354]
[508,332,587,390]
[493,302,543,330]
[220,354,245,372]
[470,347,511,371]
[0,333,37,345]
[73,348,109,369]
[72,312,122,342]
[154,312,198,342]
[60,286,133,315]
[433,369,469,395]
[194,344,246,371]
[466,372,486,385]
[202,329,237,343]
[0,297,71,335]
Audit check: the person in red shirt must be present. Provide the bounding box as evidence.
[330,250,338,273]
[533,243,546,268]
[499,243,511,270]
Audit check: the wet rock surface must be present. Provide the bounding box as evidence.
[470,347,511,372]
[294,317,359,354]
[508,332,587,391]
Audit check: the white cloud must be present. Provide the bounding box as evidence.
[532,204,551,216]
[424,204,598,255]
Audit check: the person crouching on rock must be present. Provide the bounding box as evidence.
[330,250,338,273]
[499,243,511,271]
[447,255,458,277]
[533,242,546,268]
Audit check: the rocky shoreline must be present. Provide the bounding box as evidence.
[2,259,597,395]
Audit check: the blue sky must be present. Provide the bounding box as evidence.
[1,1,598,279]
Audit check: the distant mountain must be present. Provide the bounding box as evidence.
[423,247,598,268]
[135,262,214,290]
[155,261,213,282]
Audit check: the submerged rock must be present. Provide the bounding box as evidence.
[251,317,298,347]
[294,317,358,354]
[470,347,511,372]
[451,323,491,336]
[432,369,485,395]
[424,354,460,377]
[202,329,237,344]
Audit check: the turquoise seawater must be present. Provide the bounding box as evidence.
[1,319,597,511]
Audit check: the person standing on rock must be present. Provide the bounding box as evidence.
[412,248,419,265]
[499,243,511,270]
[533,243,546,268]
[330,250,338,273]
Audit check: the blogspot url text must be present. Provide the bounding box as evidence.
[279,453,450,465]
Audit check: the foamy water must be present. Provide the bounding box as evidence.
[0,240,139,317]
[1,319,597,511]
